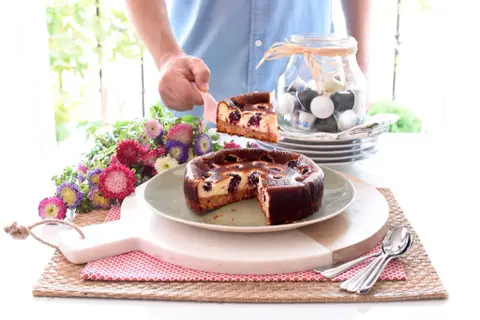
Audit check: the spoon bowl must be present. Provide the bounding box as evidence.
[381,226,410,256]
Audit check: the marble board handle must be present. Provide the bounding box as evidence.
[57,220,138,264]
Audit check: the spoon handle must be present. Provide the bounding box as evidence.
[356,256,395,294]
[314,251,380,278]
[340,253,386,292]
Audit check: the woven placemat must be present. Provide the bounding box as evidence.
[32,188,448,303]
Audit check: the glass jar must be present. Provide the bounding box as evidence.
[272,34,367,134]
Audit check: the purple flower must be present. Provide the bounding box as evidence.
[193,133,213,156]
[247,142,260,148]
[77,174,85,183]
[88,186,112,209]
[87,168,104,186]
[56,182,83,209]
[155,130,164,146]
[165,140,189,164]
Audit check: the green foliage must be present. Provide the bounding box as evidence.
[76,197,95,213]
[149,102,178,130]
[105,8,144,61]
[210,133,222,152]
[52,164,78,187]
[46,0,96,78]
[368,100,423,133]
[46,0,145,142]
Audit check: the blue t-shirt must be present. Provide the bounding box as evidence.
[165,0,335,118]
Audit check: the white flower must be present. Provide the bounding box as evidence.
[154,156,179,173]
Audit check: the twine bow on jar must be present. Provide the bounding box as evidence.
[256,40,356,93]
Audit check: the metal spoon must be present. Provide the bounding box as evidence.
[340,226,411,293]
[316,227,396,279]
[356,231,413,294]
[338,228,399,291]
[314,251,381,278]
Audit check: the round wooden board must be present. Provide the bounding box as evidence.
[57,174,389,275]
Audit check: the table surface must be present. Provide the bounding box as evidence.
[1,132,477,319]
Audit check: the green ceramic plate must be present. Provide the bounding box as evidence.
[143,164,355,233]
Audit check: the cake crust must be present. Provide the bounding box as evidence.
[184,149,325,225]
[216,120,279,143]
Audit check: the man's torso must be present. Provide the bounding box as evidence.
[165,0,334,118]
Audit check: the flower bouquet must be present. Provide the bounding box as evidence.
[39,103,256,220]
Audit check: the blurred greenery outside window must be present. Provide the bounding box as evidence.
[47,0,144,142]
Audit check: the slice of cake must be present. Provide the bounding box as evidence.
[216,92,280,143]
[184,149,324,225]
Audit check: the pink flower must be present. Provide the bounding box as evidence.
[116,139,142,167]
[38,197,67,220]
[99,163,137,200]
[77,163,88,174]
[141,146,166,167]
[166,123,193,145]
[223,141,242,149]
[144,119,163,139]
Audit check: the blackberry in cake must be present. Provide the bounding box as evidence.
[184,149,325,225]
[216,92,280,143]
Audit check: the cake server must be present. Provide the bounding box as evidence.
[192,82,218,124]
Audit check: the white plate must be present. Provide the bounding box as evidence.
[277,113,397,142]
[257,140,377,156]
[143,164,356,233]
[310,149,378,163]
[277,141,377,151]
[258,142,378,161]
[279,135,379,148]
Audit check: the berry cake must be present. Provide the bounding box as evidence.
[184,149,325,225]
[216,92,280,143]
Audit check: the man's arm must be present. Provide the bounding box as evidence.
[341,0,372,77]
[125,0,183,70]
[125,0,210,111]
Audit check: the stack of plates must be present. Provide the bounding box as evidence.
[255,114,398,165]
[256,135,379,165]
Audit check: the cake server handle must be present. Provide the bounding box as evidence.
[313,251,380,278]
[192,82,218,124]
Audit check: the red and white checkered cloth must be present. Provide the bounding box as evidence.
[81,206,406,282]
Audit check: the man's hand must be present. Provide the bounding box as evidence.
[158,55,211,111]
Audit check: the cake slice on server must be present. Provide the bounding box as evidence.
[215,92,280,143]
